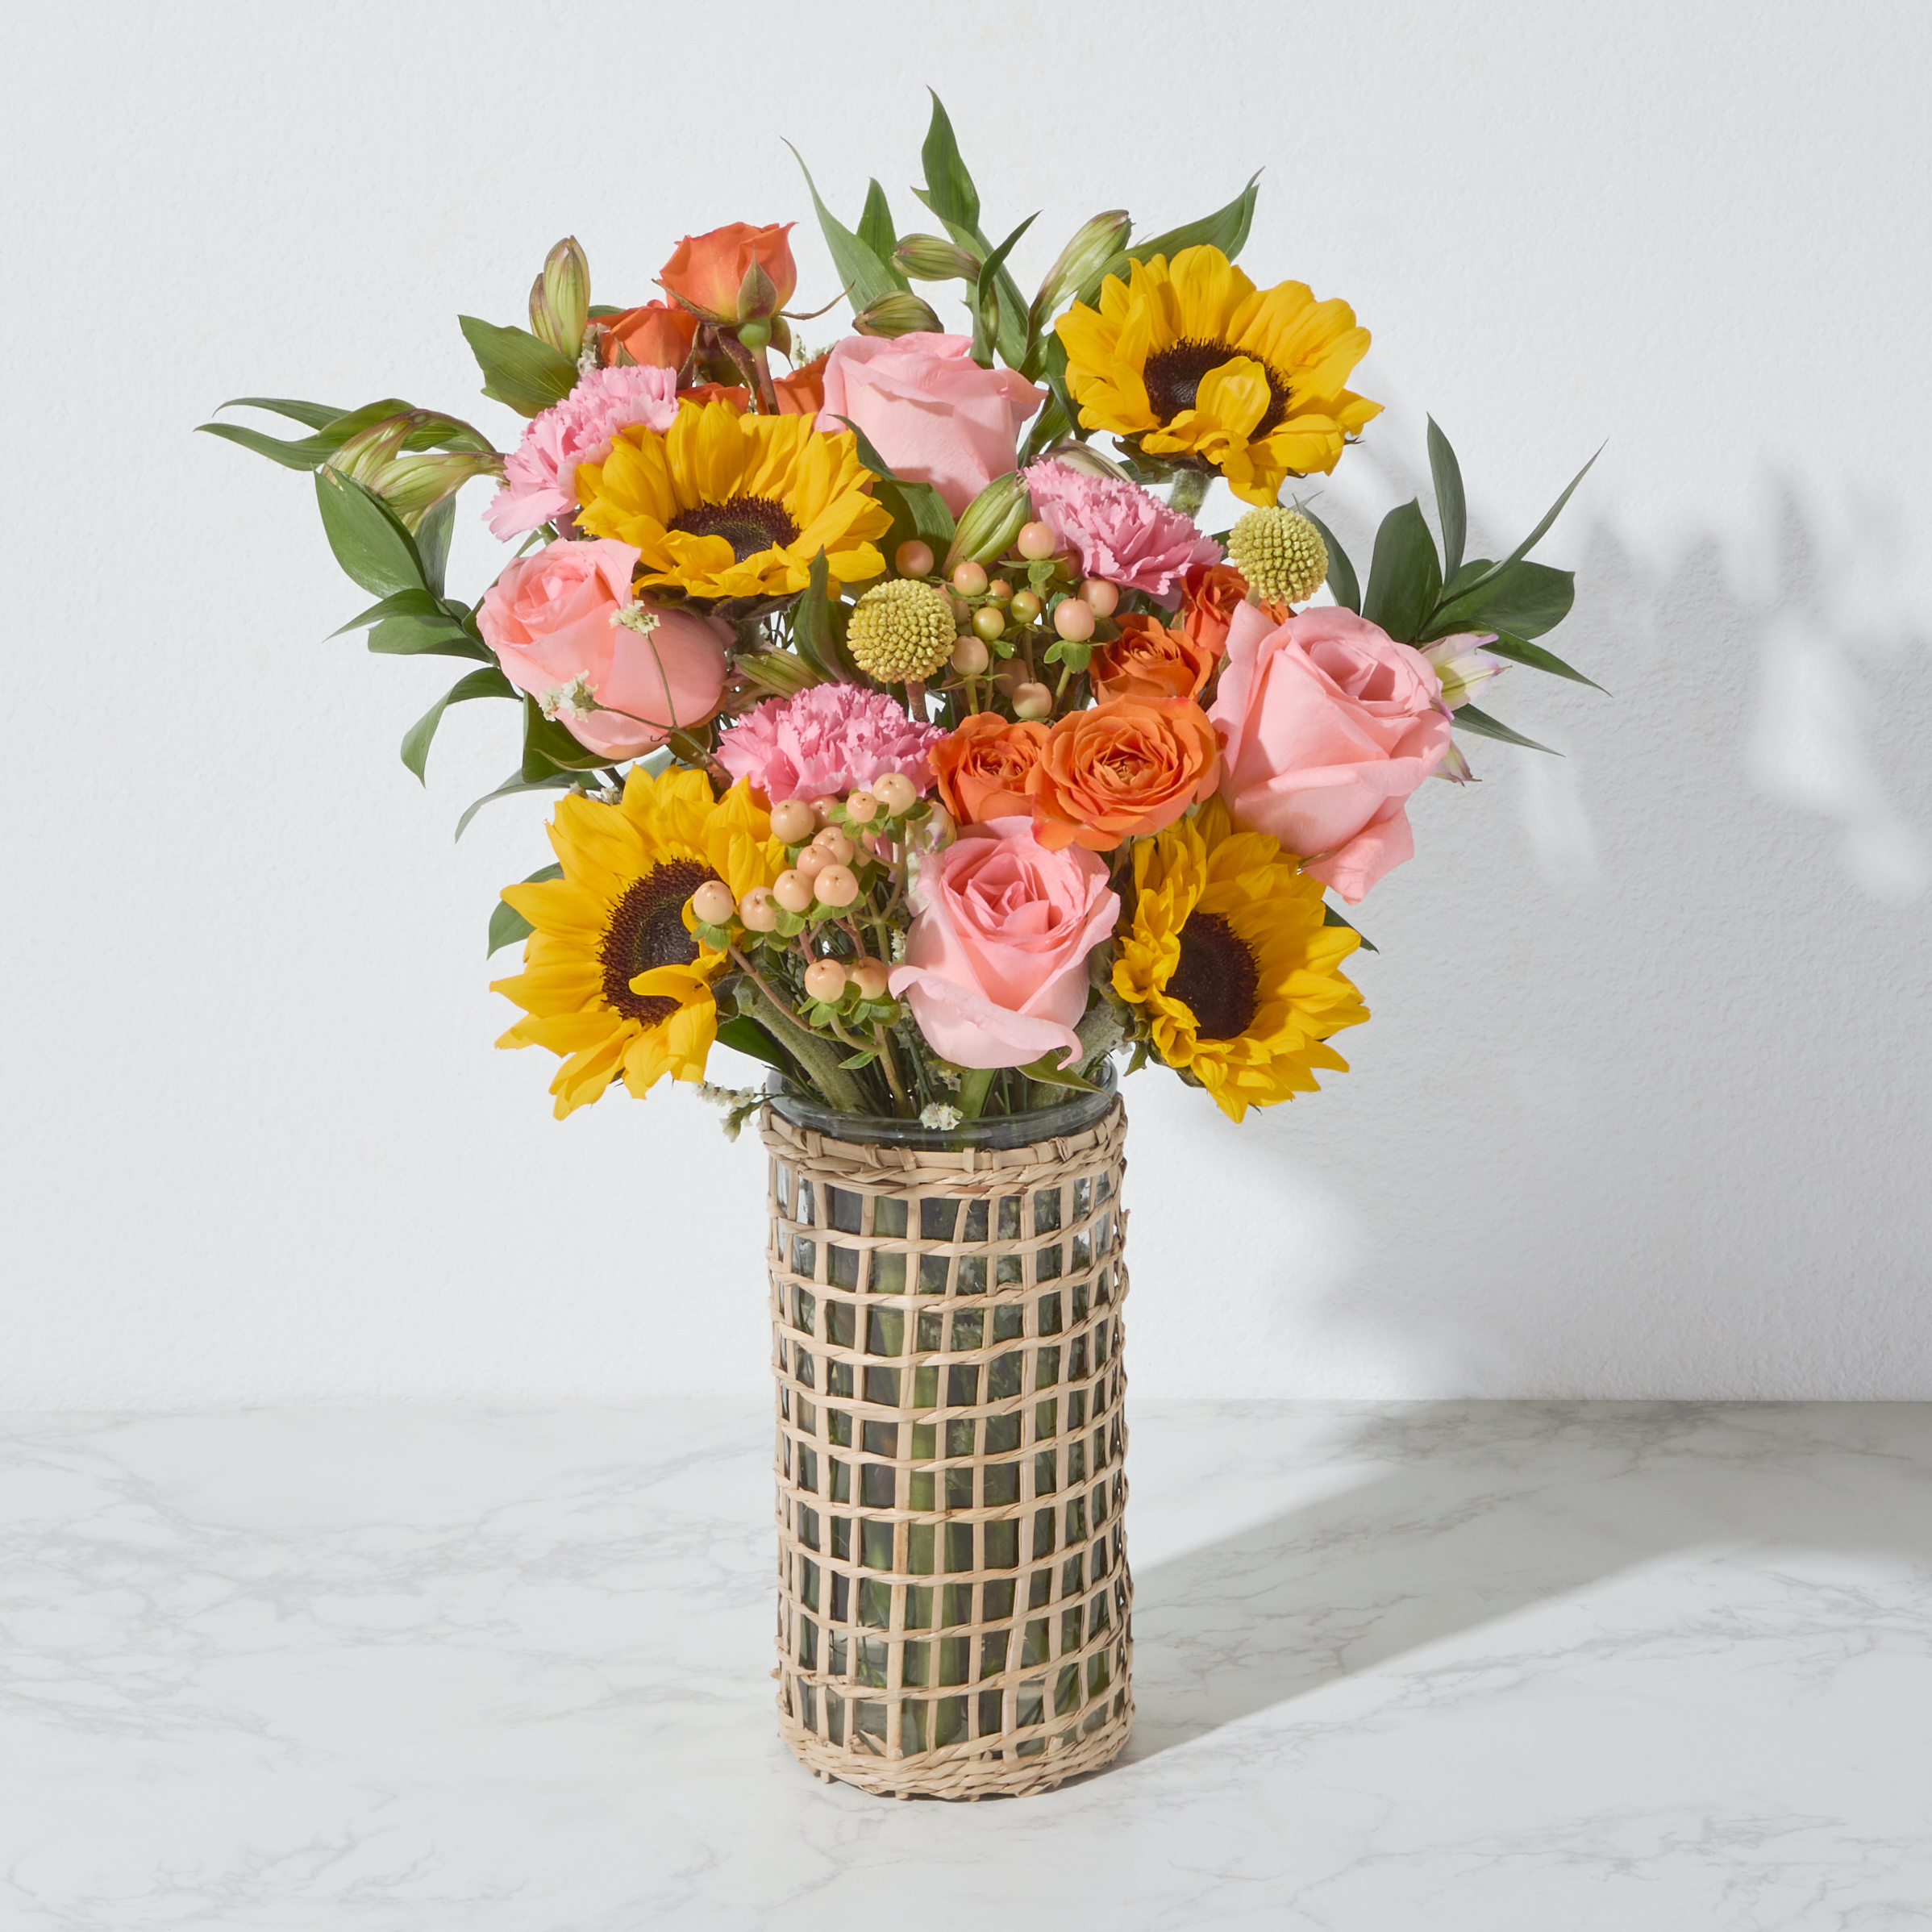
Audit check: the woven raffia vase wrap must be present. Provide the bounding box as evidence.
[761,1097,1133,1799]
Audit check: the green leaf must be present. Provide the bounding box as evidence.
[1299,508,1359,612]
[785,141,906,316]
[402,666,516,784]
[1322,902,1378,954]
[831,414,956,554]
[331,588,448,635]
[1446,445,1601,602]
[314,467,425,598]
[971,213,1039,369]
[1428,559,1575,640]
[1483,631,1605,691]
[518,692,610,780]
[715,1015,792,1072]
[857,179,910,290]
[368,614,492,661]
[487,863,563,956]
[956,1066,995,1120]
[918,90,981,232]
[791,549,860,681]
[457,315,577,417]
[455,768,578,841]
[1015,1052,1099,1092]
[1360,500,1442,643]
[195,420,342,471]
[1426,418,1467,584]
[1454,702,1560,756]
[414,494,456,596]
[1126,173,1261,266]
[215,395,351,430]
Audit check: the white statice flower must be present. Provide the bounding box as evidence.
[697,1081,764,1143]
[612,601,661,637]
[539,672,598,722]
[919,1103,963,1130]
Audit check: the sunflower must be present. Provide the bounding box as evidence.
[491,767,784,1118]
[573,398,892,609]
[1113,796,1368,1121]
[1056,246,1380,507]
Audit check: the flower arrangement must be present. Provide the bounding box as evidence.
[206,97,1598,1132]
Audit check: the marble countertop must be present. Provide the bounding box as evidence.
[3,1399,1929,1929]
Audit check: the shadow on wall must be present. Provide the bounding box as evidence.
[1112,1398,1932,1765]
[1121,479,1932,1401]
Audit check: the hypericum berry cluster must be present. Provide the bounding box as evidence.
[683,772,938,1027]
[888,527,1124,722]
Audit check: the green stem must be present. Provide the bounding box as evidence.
[727,945,868,1113]
[957,1068,995,1120]
[1168,468,1212,519]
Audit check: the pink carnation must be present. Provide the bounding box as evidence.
[485,364,680,540]
[717,685,946,803]
[1023,458,1223,606]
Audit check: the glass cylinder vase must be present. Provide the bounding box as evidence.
[760,1072,1133,1799]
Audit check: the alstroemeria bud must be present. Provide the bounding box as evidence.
[893,234,981,282]
[1421,633,1505,710]
[1030,210,1132,325]
[328,410,502,530]
[529,235,590,357]
[374,452,506,530]
[942,470,1033,575]
[1032,438,1135,483]
[853,290,945,338]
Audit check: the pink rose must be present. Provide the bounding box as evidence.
[477,538,727,760]
[1207,602,1452,903]
[889,819,1120,1071]
[817,332,1045,514]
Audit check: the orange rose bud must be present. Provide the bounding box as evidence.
[1091,612,1222,703]
[1026,697,1220,851]
[602,299,698,372]
[659,222,797,325]
[930,713,1051,826]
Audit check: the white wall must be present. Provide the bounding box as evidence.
[2,1,1927,1406]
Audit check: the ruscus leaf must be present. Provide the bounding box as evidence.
[1360,500,1442,643]
[1426,418,1467,584]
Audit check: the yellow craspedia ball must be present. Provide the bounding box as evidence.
[846,578,958,683]
[1226,506,1329,607]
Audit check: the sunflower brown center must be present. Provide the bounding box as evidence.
[667,494,800,562]
[1143,338,1294,439]
[600,859,714,1026]
[1167,912,1260,1040]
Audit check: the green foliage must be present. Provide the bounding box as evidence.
[787,141,906,315]
[455,769,580,841]
[970,214,1039,371]
[196,396,413,471]
[910,92,1029,369]
[1426,417,1467,583]
[1361,500,1442,643]
[457,315,577,417]
[1480,631,1605,690]
[1121,173,1260,270]
[487,863,563,956]
[1321,902,1378,953]
[313,467,427,598]
[1298,508,1359,612]
[791,549,860,681]
[518,693,611,781]
[1453,702,1559,756]
[1426,558,1575,640]
[715,1015,792,1072]
[402,666,516,783]
[856,180,910,290]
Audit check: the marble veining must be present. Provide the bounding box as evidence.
[3,1401,1930,1929]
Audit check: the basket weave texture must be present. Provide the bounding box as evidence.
[762,1097,1133,1799]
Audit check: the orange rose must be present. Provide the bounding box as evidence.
[1026,697,1220,851]
[660,222,797,325]
[931,714,1051,825]
[772,352,828,418]
[678,381,752,411]
[1090,612,1222,703]
[1180,562,1247,657]
[602,300,698,372]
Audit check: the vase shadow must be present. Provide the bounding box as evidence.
[1110,1401,1932,1762]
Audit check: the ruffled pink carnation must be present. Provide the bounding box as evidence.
[485,364,680,540]
[1024,458,1223,606]
[717,685,947,803]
